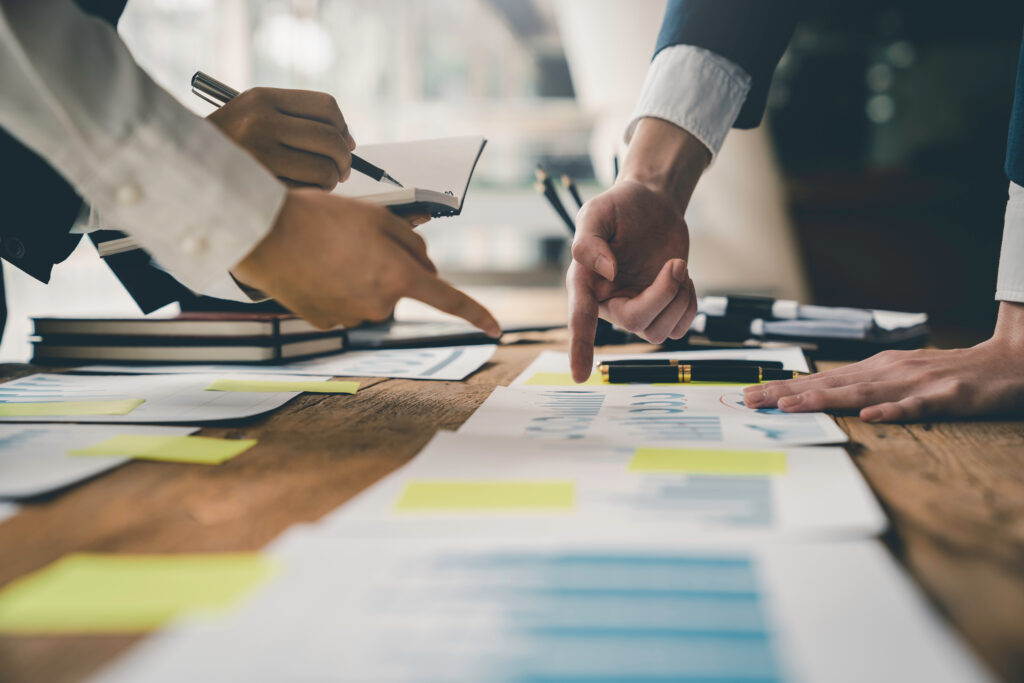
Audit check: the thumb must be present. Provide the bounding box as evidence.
[571,234,617,282]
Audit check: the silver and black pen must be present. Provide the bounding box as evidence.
[191,71,403,188]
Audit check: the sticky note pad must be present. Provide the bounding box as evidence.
[205,379,359,394]
[70,435,257,465]
[395,481,575,511]
[0,399,144,417]
[629,448,788,475]
[524,372,604,387]
[0,553,275,633]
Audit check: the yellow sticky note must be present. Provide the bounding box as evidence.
[205,379,359,394]
[395,481,575,511]
[0,399,144,417]
[0,553,275,634]
[70,435,257,465]
[524,372,604,386]
[629,448,788,475]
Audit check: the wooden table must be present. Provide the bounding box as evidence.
[1,333,1023,683]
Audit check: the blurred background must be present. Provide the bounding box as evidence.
[3,0,1023,359]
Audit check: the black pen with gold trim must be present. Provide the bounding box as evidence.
[600,364,807,384]
[599,359,784,369]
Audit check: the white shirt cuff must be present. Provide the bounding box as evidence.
[996,182,1024,302]
[625,45,751,161]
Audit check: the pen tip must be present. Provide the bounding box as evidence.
[384,174,403,188]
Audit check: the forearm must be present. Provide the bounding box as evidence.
[619,118,709,210]
[0,0,285,294]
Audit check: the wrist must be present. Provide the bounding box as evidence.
[620,117,710,209]
[992,300,1024,348]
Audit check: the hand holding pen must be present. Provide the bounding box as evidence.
[196,72,402,190]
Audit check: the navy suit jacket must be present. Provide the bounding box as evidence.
[654,0,799,129]
[1007,32,1024,187]
[656,1,1024,192]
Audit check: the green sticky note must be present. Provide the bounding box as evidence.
[205,379,359,394]
[395,481,575,511]
[0,553,275,634]
[524,372,604,386]
[70,435,257,465]
[629,448,788,475]
[0,399,144,417]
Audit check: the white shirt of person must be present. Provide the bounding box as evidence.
[0,0,286,302]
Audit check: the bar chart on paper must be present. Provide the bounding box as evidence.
[93,536,994,683]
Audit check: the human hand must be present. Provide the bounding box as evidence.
[208,87,355,189]
[231,188,501,335]
[567,119,708,382]
[743,302,1024,422]
[568,181,696,377]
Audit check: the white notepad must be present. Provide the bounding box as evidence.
[332,136,487,216]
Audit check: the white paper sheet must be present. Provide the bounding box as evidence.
[332,136,485,205]
[0,424,197,498]
[91,534,994,683]
[76,344,497,382]
[320,431,885,541]
[511,347,812,386]
[460,384,848,447]
[0,373,330,424]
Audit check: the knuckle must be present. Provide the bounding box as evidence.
[943,379,968,400]
[368,298,394,321]
[570,240,586,261]
[875,350,901,363]
[619,312,643,332]
[803,389,824,404]
[315,159,340,188]
[902,396,925,412]
[248,87,271,103]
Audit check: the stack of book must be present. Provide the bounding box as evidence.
[31,313,346,365]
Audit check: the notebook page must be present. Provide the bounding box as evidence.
[332,136,485,206]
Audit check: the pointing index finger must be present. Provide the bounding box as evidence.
[406,269,501,338]
[568,266,599,383]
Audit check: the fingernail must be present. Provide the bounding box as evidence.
[671,260,687,282]
[594,254,614,280]
[744,389,768,407]
[861,408,881,422]
[346,133,357,150]
[778,394,804,410]
[411,217,428,226]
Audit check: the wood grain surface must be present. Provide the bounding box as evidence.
[0,340,1022,682]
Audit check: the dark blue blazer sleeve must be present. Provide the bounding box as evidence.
[1006,28,1024,186]
[654,0,799,129]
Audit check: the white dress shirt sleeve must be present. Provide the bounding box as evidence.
[996,181,1024,302]
[0,0,286,299]
[625,45,752,160]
